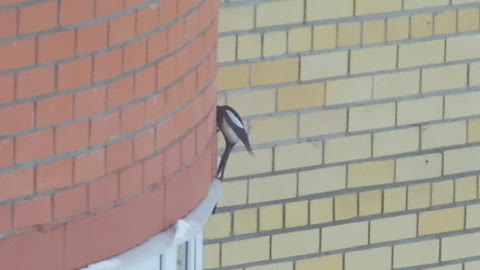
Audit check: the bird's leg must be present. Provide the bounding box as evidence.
[216,143,234,180]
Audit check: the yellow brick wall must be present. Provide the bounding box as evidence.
[207,0,480,269]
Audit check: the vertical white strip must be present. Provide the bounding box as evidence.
[194,234,204,270]
[162,247,177,270]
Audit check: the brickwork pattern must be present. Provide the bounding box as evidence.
[207,0,480,269]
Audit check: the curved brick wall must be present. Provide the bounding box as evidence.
[0,0,218,269]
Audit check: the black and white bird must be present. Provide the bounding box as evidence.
[216,105,254,180]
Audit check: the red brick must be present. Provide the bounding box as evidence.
[158,0,177,26]
[90,112,120,145]
[147,30,167,62]
[181,132,196,165]
[134,128,155,161]
[36,158,73,192]
[136,7,158,35]
[94,48,122,82]
[0,204,12,234]
[196,60,209,91]
[123,39,147,72]
[178,0,196,15]
[0,167,34,201]
[185,9,200,41]
[119,164,143,198]
[95,0,124,17]
[15,129,54,163]
[165,84,183,115]
[144,153,164,187]
[60,0,94,25]
[14,196,52,229]
[74,148,106,183]
[36,94,74,127]
[125,0,148,9]
[167,20,185,53]
[106,139,133,172]
[17,66,55,99]
[106,76,134,109]
[145,91,166,124]
[196,113,214,154]
[54,186,87,220]
[109,12,136,45]
[164,144,181,179]
[74,86,107,118]
[0,104,34,138]
[0,9,17,39]
[58,57,93,91]
[134,66,156,99]
[120,103,145,134]
[0,139,14,169]
[38,30,75,63]
[76,22,108,54]
[55,121,89,154]
[0,38,35,72]
[155,117,175,149]
[157,56,176,89]
[89,174,118,210]
[19,1,58,34]
[0,74,14,103]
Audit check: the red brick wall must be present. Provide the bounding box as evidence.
[0,0,218,269]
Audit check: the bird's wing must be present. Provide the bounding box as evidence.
[224,110,254,155]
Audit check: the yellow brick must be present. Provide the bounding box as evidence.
[248,174,297,203]
[458,8,480,32]
[247,262,293,270]
[227,89,276,116]
[422,64,467,93]
[442,232,480,261]
[397,96,443,125]
[396,153,442,182]
[466,261,480,270]
[393,240,440,268]
[362,20,385,44]
[350,45,397,74]
[249,115,297,144]
[310,198,333,224]
[234,208,257,235]
[404,0,449,9]
[466,204,480,229]
[256,0,304,27]
[421,121,467,150]
[322,221,368,251]
[419,207,465,235]
[384,186,406,213]
[426,265,462,270]
[325,134,371,163]
[219,64,250,90]
[359,190,382,216]
[217,180,248,207]
[370,214,417,243]
[259,204,283,231]
[285,201,308,228]
[399,39,445,68]
[387,16,409,42]
[272,229,320,259]
[445,91,480,119]
[432,180,454,206]
[296,254,343,270]
[334,193,358,220]
[204,244,220,269]
[355,0,402,15]
[373,70,420,99]
[338,22,361,47]
[411,13,433,38]
[251,58,299,86]
[299,109,347,137]
[326,76,372,105]
[218,36,236,62]
[345,247,392,270]
[455,176,477,202]
[373,127,419,157]
[237,33,261,60]
[349,103,396,132]
[348,159,395,188]
[288,27,312,53]
[468,118,480,143]
[445,146,480,174]
[434,10,457,35]
[313,24,337,50]
[278,83,325,111]
[408,183,431,209]
[301,52,348,80]
[299,166,346,195]
[222,237,270,267]
[263,31,287,57]
[223,148,272,179]
[454,0,480,3]
[204,213,231,239]
[275,141,323,170]
[447,33,480,61]
[470,62,480,86]
[219,6,254,32]
[306,0,353,21]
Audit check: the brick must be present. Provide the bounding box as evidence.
[263,30,287,57]
[359,190,382,216]
[91,112,120,145]
[322,221,368,251]
[393,240,440,268]
[370,214,417,243]
[95,0,124,17]
[249,115,297,144]
[123,39,147,72]
[222,148,272,178]
[238,33,261,60]
[404,0,448,9]
[259,204,283,231]
[408,183,431,209]
[471,62,480,86]
[310,198,333,224]
[345,247,392,270]
[14,196,52,229]
[288,27,311,53]
[467,204,480,229]
[217,180,247,207]
[299,165,346,195]
[118,164,143,198]
[38,30,75,63]
[469,118,480,143]
[162,144,180,179]
[143,153,163,188]
[396,153,442,182]
[109,13,135,45]
[36,94,73,127]
[60,0,94,25]
[285,201,308,227]
[325,134,371,163]
[399,39,445,68]
[55,122,89,155]
[74,149,106,183]
[296,254,343,270]
[355,0,401,15]
[432,180,454,206]
[204,213,231,239]
[218,36,236,62]
[458,8,479,32]
[0,9,16,39]
[349,103,396,132]
[16,129,53,163]
[434,10,457,35]
[58,57,93,91]
[326,76,372,105]
[120,103,145,134]
[0,75,14,103]
[0,204,11,234]
[422,121,466,150]
[397,96,443,125]
[227,89,276,116]
[218,64,249,90]
[422,64,467,93]
[219,6,254,32]
[133,67,156,99]
[54,186,87,220]
[248,174,297,203]
[272,229,319,259]
[442,232,480,260]
[444,146,480,174]
[17,66,55,99]
[350,45,397,74]
[363,20,385,44]
[19,1,57,34]
[0,139,13,168]
[419,207,465,235]
[387,16,409,42]
[252,58,299,86]
[36,159,73,192]
[88,174,118,210]
[0,39,35,72]
[74,86,107,118]
[466,261,480,270]
[301,52,348,80]
[411,13,433,38]
[384,186,406,213]
[300,109,347,137]
[373,127,419,157]
[455,176,477,202]
[348,160,394,188]
[306,0,353,20]
[312,25,336,51]
[94,49,123,82]
[338,22,361,47]
[445,91,480,119]
[247,262,293,270]
[204,244,220,269]
[234,208,257,234]
[0,168,34,201]
[278,83,325,111]
[0,103,34,136]
[275,142,323,170]
[222,237,270,267]
[76,22,109,54]
[256,0,304,27]
[447,33,480,61]
[334,193,357,220]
